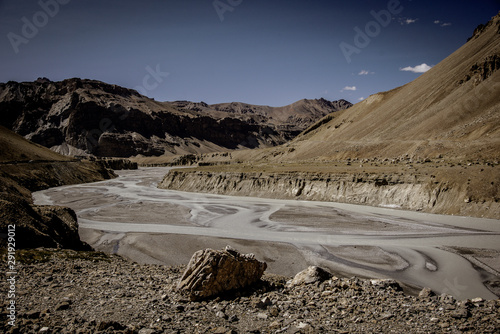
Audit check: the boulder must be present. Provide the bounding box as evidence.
[177,246,267,300]
[287,266,333,287]
[418,287,434,298]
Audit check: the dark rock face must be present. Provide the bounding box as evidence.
[0,78,351,157]
[0,159,115,250]
[0,195,91,250]
[459,54,500,84]
[177,246,267,300]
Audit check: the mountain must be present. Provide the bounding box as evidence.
[0,79,351,158]
[175,98,352,135]
[160,12,500,218]
[274,13,500,162]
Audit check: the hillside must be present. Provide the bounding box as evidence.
[0,125,72,163]
[0,79,350,158]
[160,12,500,218]
[273,13,500,162]
[0,126,116,249]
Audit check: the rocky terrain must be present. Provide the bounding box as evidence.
[1,248,499,334]
[0,79,350,158]
[0,126,118,249]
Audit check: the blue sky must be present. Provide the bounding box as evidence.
[0,0,498,106]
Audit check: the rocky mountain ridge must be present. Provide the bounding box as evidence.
[0,79,351,158]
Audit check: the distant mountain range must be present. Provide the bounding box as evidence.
[0,79,351,157]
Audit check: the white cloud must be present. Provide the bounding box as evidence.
[358,70,374,75]
[341,86,357,92]
[399,17,418,25]
[400,63,432,73]
[358,97,365,101]
[434,20,451,27]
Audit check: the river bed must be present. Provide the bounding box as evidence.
[33,167,500,299]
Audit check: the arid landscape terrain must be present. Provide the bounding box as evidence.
[159,11,500,219]
[0,7,499,334]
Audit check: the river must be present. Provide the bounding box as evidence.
[33,167,500,299]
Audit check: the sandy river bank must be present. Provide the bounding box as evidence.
[33,167,500,299]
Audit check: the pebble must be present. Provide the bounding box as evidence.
[1,249,499,334]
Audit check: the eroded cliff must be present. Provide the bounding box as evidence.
[159,161,499,218]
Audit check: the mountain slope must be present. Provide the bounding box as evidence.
[0,126,116,249]
[160,12,500,218]
[278,12,500,162]
[0,79,350,158]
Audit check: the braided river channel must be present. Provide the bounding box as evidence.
[33,167,500,299]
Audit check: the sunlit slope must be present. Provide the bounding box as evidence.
[284,13,500,162]
[0,125,72,163]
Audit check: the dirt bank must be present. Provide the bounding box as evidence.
[158,160,499,219]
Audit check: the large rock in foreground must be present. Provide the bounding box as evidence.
[177,246,267,300]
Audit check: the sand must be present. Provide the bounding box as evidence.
[33,167,500,299]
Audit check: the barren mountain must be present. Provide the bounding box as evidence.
[172,98,352,136]
[276,14,500,162]
[161,12,500,218]
[0,79,350,158]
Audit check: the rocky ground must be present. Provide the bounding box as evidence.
[1,249,499,334]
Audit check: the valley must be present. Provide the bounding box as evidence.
[33,167,500,300]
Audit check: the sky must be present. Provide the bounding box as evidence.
[0,0,499,107]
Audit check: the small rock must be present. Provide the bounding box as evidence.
[55,301,71,311]
[216,311,227,319]
[378,312,393,320]
[25,310,41,319]
[261,296,272,306]
[288,266,332,286]
[256,312,268,320]
[97,321,126,331]
[213,328,235,334]
[439,294,455,304]
[370,279,401,290]
[228,314,239,323]
[138,329,155,334]
[471,297,484,304]
[39,327,50,333]
[439,322,450,329]
[418,287,434,298]
[450,308,470,319]
[269,306,280,317]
